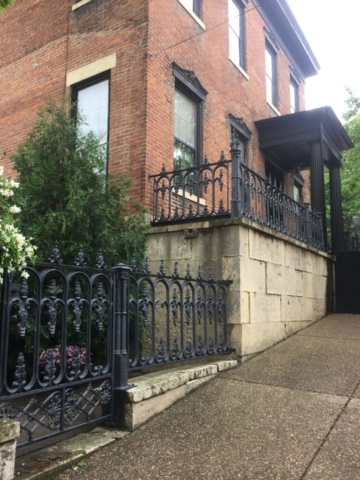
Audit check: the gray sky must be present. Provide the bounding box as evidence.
[286,0,360,121]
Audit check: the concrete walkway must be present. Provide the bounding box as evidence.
[51,314,360,479]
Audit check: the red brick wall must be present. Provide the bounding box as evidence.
[144,0,308,205]
[0,0,309,207]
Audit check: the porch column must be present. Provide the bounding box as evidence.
[329,164,345,252]
[309,139,327,246]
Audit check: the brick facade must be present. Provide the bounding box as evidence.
[0,0,312,207]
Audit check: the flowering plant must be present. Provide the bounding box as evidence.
[0,166,37,282]
[39,345,87,374]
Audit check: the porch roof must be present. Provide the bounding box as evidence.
[254,106,354,170]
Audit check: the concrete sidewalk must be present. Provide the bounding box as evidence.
[51,314,360,479]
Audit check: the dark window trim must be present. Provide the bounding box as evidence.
[265,40,278,107]
[229,114,251,165]
[172,63,207,101]
[173,64,207,167]
[71,71,111,174]
[264,28,279,53]
[174,85,203,167]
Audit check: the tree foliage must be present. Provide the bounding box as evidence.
[12,101,148,267]
[0,0,13,12]
[340,89,360,232]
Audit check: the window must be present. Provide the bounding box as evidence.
[172,64,207,170]
[265,159,283,187]
[290,76,300,113]
[174,89,198,170]
[265,42,277,107]
[293,170,304,203]
[229,114,251,165]
[228,0,246,70]
[180,0,201,18]
[72,73,110,172]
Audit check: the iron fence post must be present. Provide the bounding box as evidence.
[230,132,242,218]
[111,263,131,422]
[304,203,312,246]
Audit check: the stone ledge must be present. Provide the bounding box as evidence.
[0,418,20,444]
[125,360,237,404]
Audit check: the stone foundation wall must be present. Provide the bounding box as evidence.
[146,218,333,359]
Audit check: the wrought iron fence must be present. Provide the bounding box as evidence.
[0,246,130,447]
[127,258,231,371]
[149,155,231,224]
[150,136,325,251]
[0,245,232,446]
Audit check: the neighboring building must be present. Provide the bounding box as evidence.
[0,0,353,358]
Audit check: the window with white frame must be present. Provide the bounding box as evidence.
[228,0,247,70]
[180,0,201,18]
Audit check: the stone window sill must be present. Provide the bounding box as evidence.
[72,0,92,11]
[177,0,205,30]
[267,101,281,116]
[229,57,249,81]
[175,188,206,206]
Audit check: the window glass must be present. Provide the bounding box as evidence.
[265,46,276,106]
[77,80,109,145]
[229,0,245,68]
[174,90,197,149]
[174,90,197,169]
[294,184,300,203]
[290,80,299,113]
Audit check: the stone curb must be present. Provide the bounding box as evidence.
[123,360,238,430]
[125,360,238,403]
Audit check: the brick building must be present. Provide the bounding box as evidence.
[0,0,354,357]
[0,0,322,202]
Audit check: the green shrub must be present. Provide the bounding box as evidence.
[12,100,148,267]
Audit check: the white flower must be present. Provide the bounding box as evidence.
[21,271,30,279]
[9,205,21,213]
[0,166,3,175]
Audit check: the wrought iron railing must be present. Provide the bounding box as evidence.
[0,245,232,446]
[149,155,231,223]
[127,258,231,371]
[150,136,325,251]
[0,246,130,447]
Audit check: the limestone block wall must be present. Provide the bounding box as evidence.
[145,218,333,359]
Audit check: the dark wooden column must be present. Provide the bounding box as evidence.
[329,164,344,252]
[309,139,327,248]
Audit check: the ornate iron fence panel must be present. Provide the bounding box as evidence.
[149,156,231,224]
[127,259,231,371]
[0,253,120,448]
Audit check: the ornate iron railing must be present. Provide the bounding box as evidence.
[127,258,231,371]
[0,246,130,447]
[149,155,231,224]
[150,136,325,251]
[0,245,232,446]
